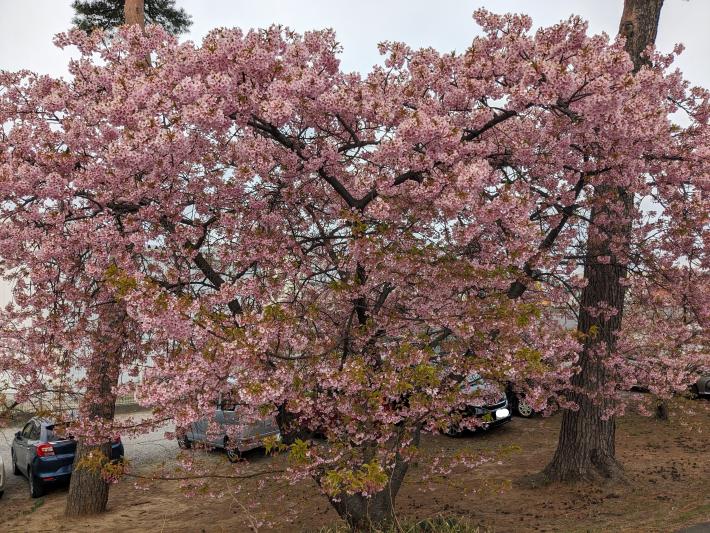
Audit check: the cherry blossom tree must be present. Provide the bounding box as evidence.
[1,8,707,529]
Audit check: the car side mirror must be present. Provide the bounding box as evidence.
[15,431,21,438]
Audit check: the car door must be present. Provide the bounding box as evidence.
[188,418,209,444]
[26,422,41,470]
[214,394,238,447]
[15,421,35,474]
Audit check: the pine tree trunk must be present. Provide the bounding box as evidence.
[124,0,145,29]
[543,0,664,482]
[65,303,125,517]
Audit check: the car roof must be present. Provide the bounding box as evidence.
[30,417,56,427]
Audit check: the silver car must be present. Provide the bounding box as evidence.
[0,454,5,498]
[177,394,280,462]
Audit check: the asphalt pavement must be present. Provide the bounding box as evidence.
[0,412,175,500]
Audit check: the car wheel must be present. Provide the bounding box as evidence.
[225,447,241,463]
[0,490,4,499]
[11,450,21,475]
[28,468,44,499]
[443,424,461,437]
[516,400,534,418]
[177,435,192,450]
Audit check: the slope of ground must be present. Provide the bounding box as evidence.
[1,396,708,532]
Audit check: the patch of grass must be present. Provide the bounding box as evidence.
[26,498,45,515]
[318,515,483,533]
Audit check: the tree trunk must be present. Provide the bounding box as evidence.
[656,399,669,421]
[275,402,316,444]
[66,1,146,515]
[65,440,115,516]
[543,0,664,482]
[65,303,126,517]
[543,188,629,481]
[329,453,410,532]
[124,0,145,29]
[323,428,419,532]
[618,0,664,72]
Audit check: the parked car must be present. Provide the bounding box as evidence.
[0,454,5,498]
[692,375,710,397]
[11,417,124,498]
[505,384,537,418]
[177,394,281,462]
[444,374,512,435]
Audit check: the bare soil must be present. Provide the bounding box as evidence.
[1,396,708,532]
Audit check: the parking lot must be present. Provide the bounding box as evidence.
[0,412,175,503]
[1,397,709,532]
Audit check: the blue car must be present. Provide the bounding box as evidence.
[11,417,124,498]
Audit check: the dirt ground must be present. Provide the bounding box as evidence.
[1,396,709,532]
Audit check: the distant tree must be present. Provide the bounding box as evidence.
[72,0,191,35]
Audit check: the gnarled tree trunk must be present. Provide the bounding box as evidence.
[65,0,145,515]
[65,303,126,516]
[324,429,419,532]
[542,0,664,482]
[329,457,408,532]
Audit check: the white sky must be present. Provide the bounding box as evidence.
[1,0,709,304]
[2,1,709,84]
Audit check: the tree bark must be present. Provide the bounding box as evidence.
[330,464,405,532]
[543,187,629,481]
[65,303,126,516]
[124,0,145,29]
[65,440,116,516]
[618,0,664,72]
[65,1,146,515]
[275,402,316,444]
[542,0,664,482]
[327,441,414,532]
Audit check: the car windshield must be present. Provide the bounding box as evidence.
[466,373,485,390]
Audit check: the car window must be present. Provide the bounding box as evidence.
[465,373,485,391]
[218,392,238,411]
[45,423,69,441]
[29,422,41,440]
[21,422,34,438]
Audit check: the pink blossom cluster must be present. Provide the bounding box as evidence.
[0,10,707,495]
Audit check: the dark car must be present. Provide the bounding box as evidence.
[693,375,710,397]
[505,383,537,418]
[11,417,124,498]
[444,374,512,435]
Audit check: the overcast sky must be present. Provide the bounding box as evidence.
[1,0,709,304]
[2,1,709,85]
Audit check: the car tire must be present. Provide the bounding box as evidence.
[443,423,461,437]
[225,446,241,463]
[28,468,44,499]
[177,435,192,450]
[0,490,4,499]
[516,400,534,418]
[11,450,21,475]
